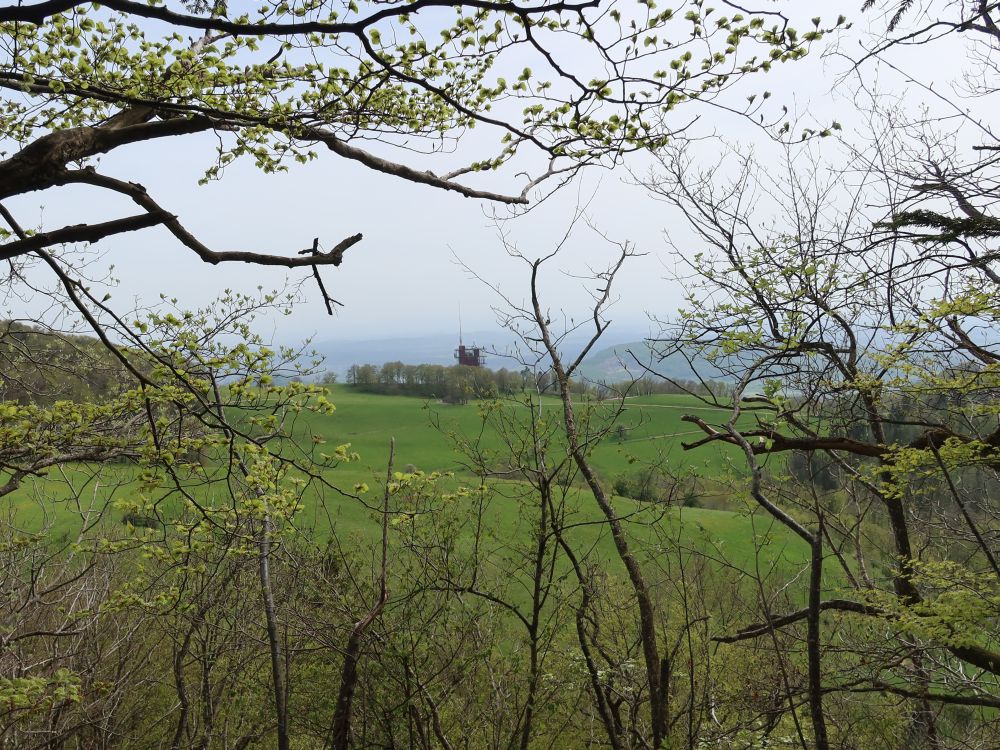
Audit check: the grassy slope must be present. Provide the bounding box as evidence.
[6,387,816,587]
[309,386,750,482]
[270,386,811,583]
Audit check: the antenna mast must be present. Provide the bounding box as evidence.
[454,303,485,367]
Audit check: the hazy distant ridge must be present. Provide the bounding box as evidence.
[574,341,733,384]
[311,331,731,384]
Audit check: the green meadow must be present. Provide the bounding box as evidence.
[305,385,752,483]
[283,386,814,597]
[7,387,820,593]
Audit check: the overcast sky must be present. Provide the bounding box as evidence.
[5,1,976,348]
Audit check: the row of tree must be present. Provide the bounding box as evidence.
[339,360,727,403]
[344,361,529,401]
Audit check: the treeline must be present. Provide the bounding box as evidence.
[343,361,530,403]
[339,361,727,402]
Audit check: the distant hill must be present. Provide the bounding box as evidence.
[310,331,735,385]
[1,324,732,400]
[575,341,734,384]
[310,327,653,378]
[310,332,502,375]
[0,321,127,404]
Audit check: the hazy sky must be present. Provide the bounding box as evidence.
[6,1,974,347]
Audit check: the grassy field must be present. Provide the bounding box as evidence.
[304,385,753,483]
[5,387,817,590]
